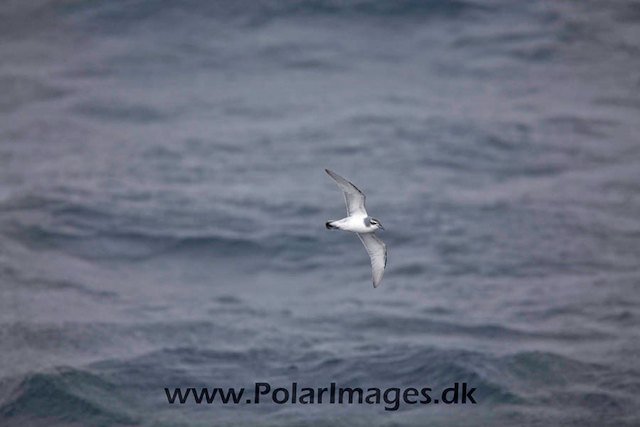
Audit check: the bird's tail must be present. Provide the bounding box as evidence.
[325,221,338,230]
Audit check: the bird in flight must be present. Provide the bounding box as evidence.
[324,169,387,288]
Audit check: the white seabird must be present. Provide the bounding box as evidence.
[324,169,387,288]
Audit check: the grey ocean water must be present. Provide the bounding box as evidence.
[1,0,640,425]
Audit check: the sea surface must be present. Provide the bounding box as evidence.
[1,0,640,426]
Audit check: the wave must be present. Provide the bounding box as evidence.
[3,221,332,266]
[57,0,491,33]
[0,193,315,262]
[2,339,637,425]
[0,196,350,274]
[0,369,136,426]
[0,75,68,114]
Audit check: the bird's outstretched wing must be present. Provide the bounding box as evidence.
[357,232,387,288]
[325,169,367,216]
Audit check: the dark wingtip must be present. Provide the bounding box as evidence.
[325,221,334,229]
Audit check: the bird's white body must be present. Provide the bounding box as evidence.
[327,215,373,234]
[324,169,387,288]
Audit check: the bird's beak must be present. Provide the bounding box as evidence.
[379,224,385,230]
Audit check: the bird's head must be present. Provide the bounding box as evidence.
[369,217,385,230]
